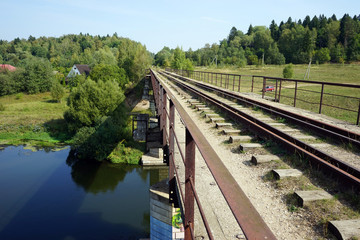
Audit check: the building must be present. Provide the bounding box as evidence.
[66,64,91,79]
[0,64,16,72]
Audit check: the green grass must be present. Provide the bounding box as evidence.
[0,91,71,147]
[191,64,360,124]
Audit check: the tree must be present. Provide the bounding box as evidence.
[50,80,65,102]
[228,27,238,43]
[314,48,331,63]
[170,47,194,70]
[64,79,125,131]
[247,24,254,35]
[90,64,129,88]
[20,57,55,94]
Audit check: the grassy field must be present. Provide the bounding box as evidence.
[192,64,360,124]
[0,92,70,147]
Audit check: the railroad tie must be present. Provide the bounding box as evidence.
[229,135,252,143]
[222,129,241,136]
[294,190,333,207]
[272,169,302,180]
[251,154,280,165]
[210,117,225,123]
[238,143,263,152]
[328,219,360,240]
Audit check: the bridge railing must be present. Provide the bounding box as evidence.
[150,69,276,240]
[166,68,360,125]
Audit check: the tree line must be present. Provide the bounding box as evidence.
[155,13,360,68]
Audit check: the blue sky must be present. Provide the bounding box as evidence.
[1,0,359,53]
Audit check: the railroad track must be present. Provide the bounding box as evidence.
[158,70,360,192]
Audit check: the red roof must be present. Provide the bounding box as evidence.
[0,64,16,72]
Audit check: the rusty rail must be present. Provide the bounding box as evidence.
[150,69,276,240]
[167,68,360,125]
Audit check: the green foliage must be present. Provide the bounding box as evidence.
[0,71,16,96]
[154,46,172,66]
[176,14,360,66]
[314,48,331,63]
[64,79,125,131]
[20,57,55,94]
[50,80,65,102]
[170,47,194,70]
[68,74,86,90]
[15,92,24,100]
[90,64,129,88]
[0,103,5,111]
[283,64,294,78]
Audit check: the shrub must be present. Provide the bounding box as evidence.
[0,103,5,111]
[283,64,294,79]
[15,93,24,100]
[51,80,65,103]
[64,79,125,132]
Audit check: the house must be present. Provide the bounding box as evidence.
[66,64,91,80]
[0,64,16,72]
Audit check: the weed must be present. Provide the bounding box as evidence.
[253,106,260,111]
[15,93,24,100]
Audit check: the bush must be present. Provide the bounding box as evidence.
[15,93,24,100]
[283,64,294,79]
[51,80,65,102]
[64,79,125,132]
[0,103,5,111]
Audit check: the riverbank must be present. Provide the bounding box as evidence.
[0,79,149,164]
[0,92,71,148]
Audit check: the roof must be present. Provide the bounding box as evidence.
[0,64,16,72]
[74,64,90,76]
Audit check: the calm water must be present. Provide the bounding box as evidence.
[0,145,167,240]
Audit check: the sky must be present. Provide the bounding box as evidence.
[1,0,360,53]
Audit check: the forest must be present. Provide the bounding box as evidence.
[155,13,360,68]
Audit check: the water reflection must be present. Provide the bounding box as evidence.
[0,146,168,240]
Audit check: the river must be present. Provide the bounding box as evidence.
[0,145,167,240]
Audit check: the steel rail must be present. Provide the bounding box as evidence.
[164,71,360,148]
[159,71,360,191]
[152,70,277,240]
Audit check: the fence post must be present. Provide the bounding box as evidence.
[185,128,195,240]
[274,79,278,102]
[262,77,266,99]
[251,76,254,92]
[159,86,164,132]
[232,75,235,91]
[294,81,298,107]
[238,75,241,92]
[162,89,167,147]
[169,100,176,204]
[319,83,324,114]
[215,73,218,86]
[278,80,282,103]
[357,99,360,125]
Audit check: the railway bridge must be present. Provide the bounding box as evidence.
[147,69,360,240]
